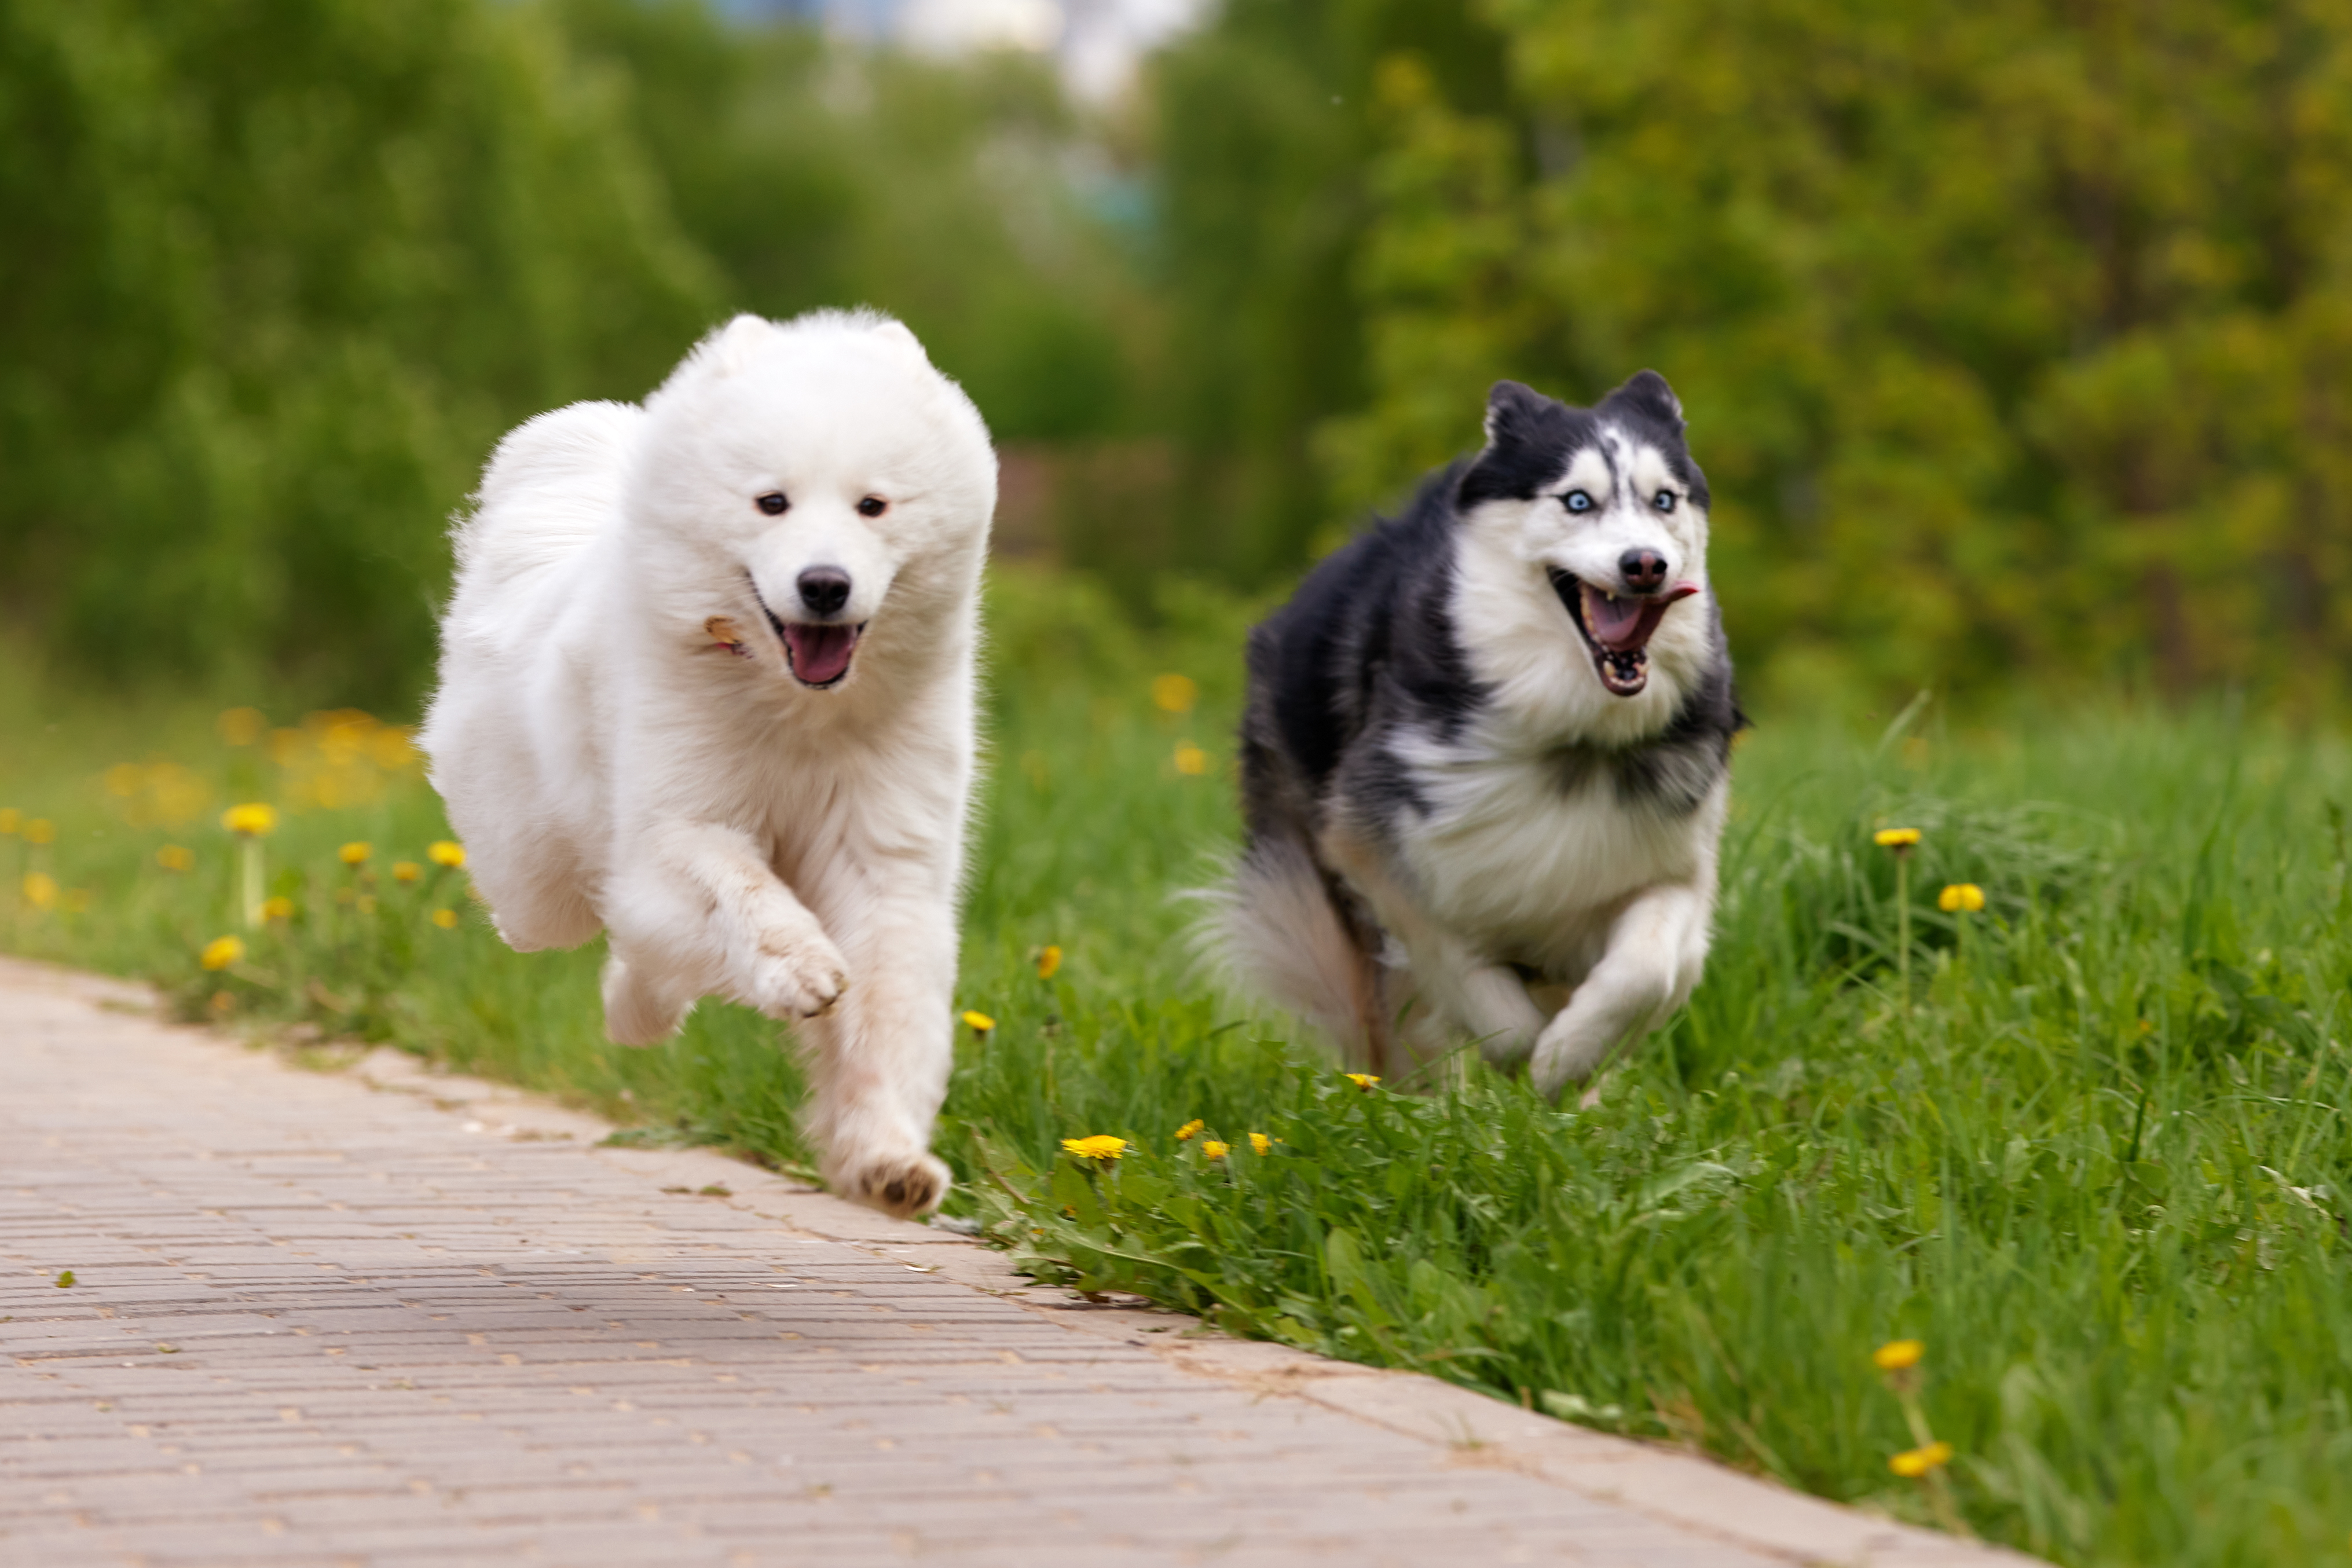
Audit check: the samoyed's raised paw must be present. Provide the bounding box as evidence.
[830,1148,951,1219]
[741,928,848,1021]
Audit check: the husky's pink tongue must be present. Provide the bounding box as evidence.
[1579,581,1696,652]
[783,623,859,686]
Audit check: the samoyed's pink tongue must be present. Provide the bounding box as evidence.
[783,623,859,686]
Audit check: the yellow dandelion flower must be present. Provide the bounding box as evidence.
[1937,882,1985,913]
[24,817,55,845]
[1200,1140,1229,1160]
[962,1010,996,1034]
[1174,743,1209,776]
[426,840,465,869]
[1344,1073,1381,1090]
[1889,1441,1953,1478]
[261,896,295,922]
[0,808,19,834]
[356,894,376,915]
[200,935,244,970]
[1061,1135,1126,1162]
[1249,1133,1272,1155]
[1151,673,1198,714]
[1036,944,1063,980]
[338,841,371,866]
[392,860,422,883]
[1174,1119,1204,1141]
[431,908,460,930]
[217,707,267,746]
[222,803,277,837]
[22,871,58,910]
[105,763,142,797]
[1873,1339,1925,1371]
[1873,827,1921,849]
[157,845,195,872]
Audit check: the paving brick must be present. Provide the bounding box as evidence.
[0,957,2040,1567]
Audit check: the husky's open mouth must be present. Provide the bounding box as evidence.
[1548,569,1696,698]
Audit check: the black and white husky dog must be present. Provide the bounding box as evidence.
[1211,373,1741,1100]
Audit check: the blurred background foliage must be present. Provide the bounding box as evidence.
[6,0,2352,709]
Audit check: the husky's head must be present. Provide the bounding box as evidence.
[633,310,995,692]
[1456,372,1711,708]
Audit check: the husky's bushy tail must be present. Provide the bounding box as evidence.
[1192,834,1380,1063]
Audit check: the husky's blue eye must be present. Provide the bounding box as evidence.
[1564,490,1594,513]
[756,492,789,515]
[1653,490,1676,513]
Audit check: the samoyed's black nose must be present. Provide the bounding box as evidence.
[1618,548,1669,594]
[797,566,851,617]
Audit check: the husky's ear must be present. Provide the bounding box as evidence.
[696,314,776,378]
[1483,380,1552,448]
[1601,369,1684,433]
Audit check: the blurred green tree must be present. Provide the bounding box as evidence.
[0,0,718,704]
[553,0,1141,445]
[1325,0,2352,702]
[1143,0,1511,580]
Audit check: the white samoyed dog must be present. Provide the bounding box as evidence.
[420,310,995,1218]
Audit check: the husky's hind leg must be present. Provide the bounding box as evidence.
[1201,834,1395,1071]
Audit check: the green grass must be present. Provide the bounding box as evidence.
[4,568,2349,1567]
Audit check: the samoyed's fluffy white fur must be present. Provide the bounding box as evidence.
[420,310,995,1217]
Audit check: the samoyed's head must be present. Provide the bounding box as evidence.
[635,310,995,691]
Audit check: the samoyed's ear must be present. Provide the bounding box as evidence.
[700,313,775,378]
[869,317,931,366]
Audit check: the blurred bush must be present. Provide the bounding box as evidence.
[1258,0,2352,703]
[0,0,719,703]
[0,0,1146,707]
[10,0,2352,709]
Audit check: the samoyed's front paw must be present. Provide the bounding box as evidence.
[829,1148,951,1219]
[742,928,848,1020]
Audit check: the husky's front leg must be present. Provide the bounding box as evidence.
[1529,882,1711,1099]
[601,819,847,1043]
[796,867,957,1218]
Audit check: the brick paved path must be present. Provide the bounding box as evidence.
[0,959,2036,1567]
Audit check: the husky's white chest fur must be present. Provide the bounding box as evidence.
[1391,728,1724,980]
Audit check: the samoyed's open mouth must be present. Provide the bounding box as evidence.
[753,588,863,689]
[1547,569,1697,698]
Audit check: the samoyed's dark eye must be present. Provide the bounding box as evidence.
[857,496,888,518]
[756,492,789,515]
[1653,490,1676,513]
[1564,490,1594,514]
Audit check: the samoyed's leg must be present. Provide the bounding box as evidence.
[599,948,698,1046]
[1528,883,1710,1099]
[796,869,956,1218]
[603,819,848,1031]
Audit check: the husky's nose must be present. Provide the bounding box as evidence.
[1618,549,1669,594]
[797,566,851,617]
